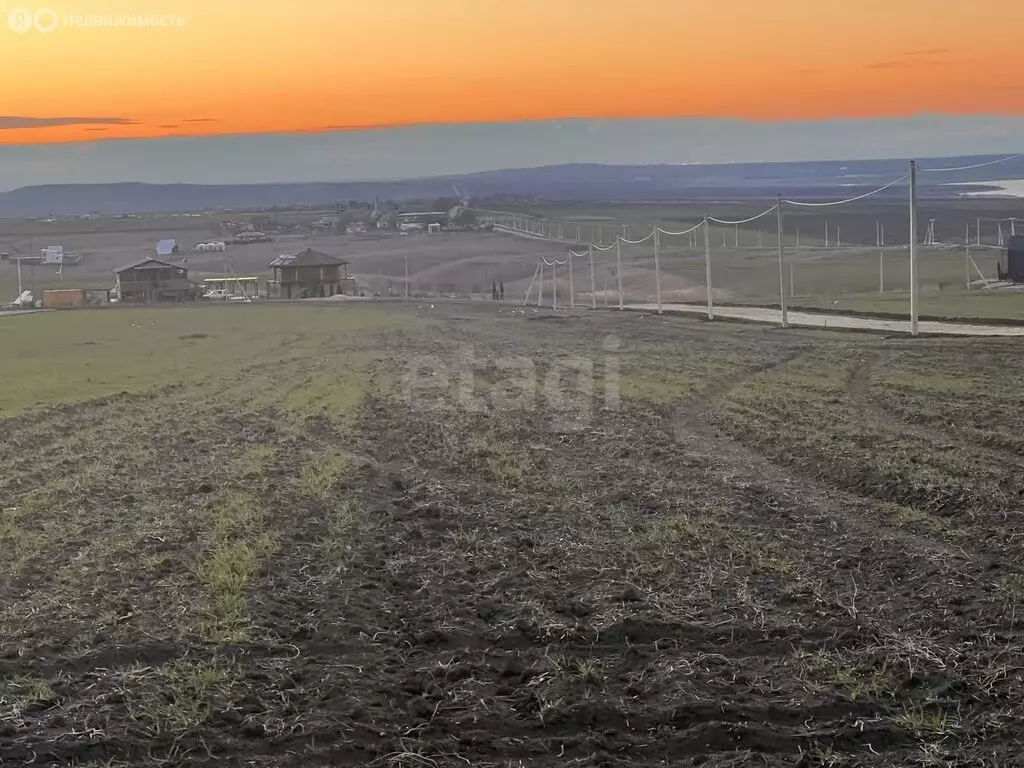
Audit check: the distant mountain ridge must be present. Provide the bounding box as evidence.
[1,155,1020,217]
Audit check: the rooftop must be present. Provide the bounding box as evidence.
[114,257,184,273]
[269,248,349,267]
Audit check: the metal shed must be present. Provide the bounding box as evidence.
[1002,236,1024,283]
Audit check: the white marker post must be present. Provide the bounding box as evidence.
[568,250,575,309]
[777,196,788,328]
[589,243,597,309]
[616,237,624,310]
[653,227,663,313]
[703,216,714,319]
[909,160,919,336]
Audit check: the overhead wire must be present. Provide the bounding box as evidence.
[783,175,908,207]
[707,204,779,225]
[656,221,705,236]
[919,153,1024,173]
[620,231,654,245]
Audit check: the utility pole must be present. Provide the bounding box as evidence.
[703,217,713,319]
[588,243,596,309]
[568,250,575,309]
[910,160,919,336]
[653,227,662,313]
[404,254,409,299]
[616,237,624,310]
[777,196,788,328]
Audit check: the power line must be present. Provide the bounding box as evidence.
[708,205,779,225]
[657,221,705,236]
[783,175,908,207]
[919,153,1024,173]
[620,231,654,245]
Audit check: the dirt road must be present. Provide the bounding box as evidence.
[626,301,1024,336]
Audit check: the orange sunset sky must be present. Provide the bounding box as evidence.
[3,0,1023,146]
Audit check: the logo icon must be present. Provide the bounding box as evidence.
[8,7,34,33]
[34,7,58,32]
[7,7,59,33]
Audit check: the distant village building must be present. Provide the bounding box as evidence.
[114,258,193,303]
[268,248,355,298]
[229,231,271,244]
[312,213,344,231]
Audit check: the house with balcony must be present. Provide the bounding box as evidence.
[268,248,354,298]
[113,258,194,303]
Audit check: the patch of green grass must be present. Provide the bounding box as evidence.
[195,490,276,643]
[0,673,57,721]
[470,428,533,491]
[877,502,952,535]
[321,497,370,553]
[196,536,276,643]
[545,650,605,689]
[796,649,902,701]
[635,502,801,580]
[892,704,957,738]
[121,657,238,736]
[231,445,278,481]
[297,450,351,502]
[0,305,402,417]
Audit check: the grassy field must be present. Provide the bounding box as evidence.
[3,302,1024,766]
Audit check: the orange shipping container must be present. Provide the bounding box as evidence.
[42,289,87,309]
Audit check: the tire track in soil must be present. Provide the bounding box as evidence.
[659,398,1024,760]
[690,344,1014,565]
[842,350,1024,556]
[846,350,1024,474]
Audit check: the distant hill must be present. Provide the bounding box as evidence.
[0,155,1018,217]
